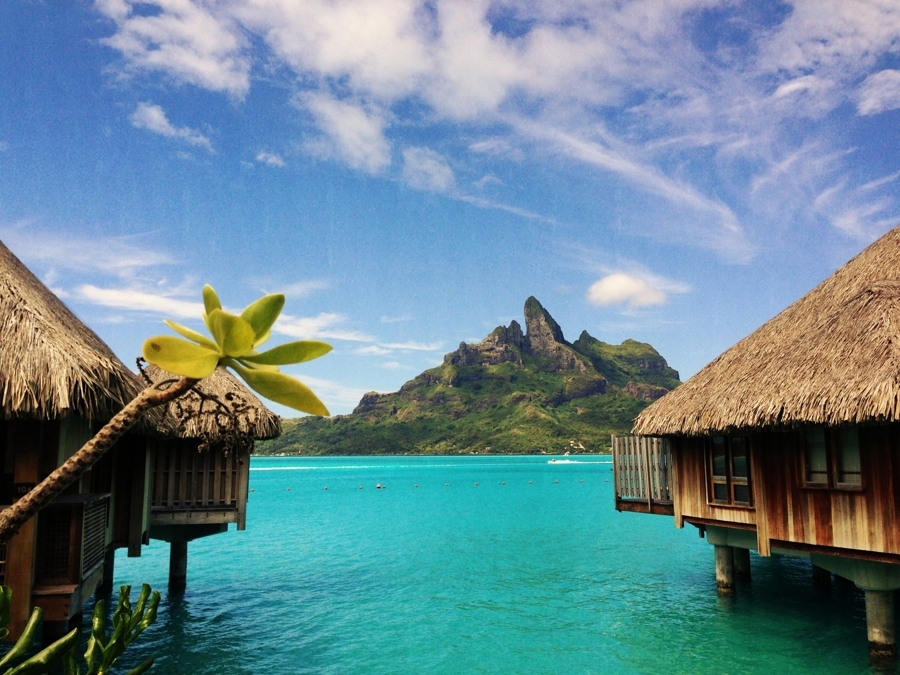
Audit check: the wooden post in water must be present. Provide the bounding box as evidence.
[715,545,735,595]
[98,548,116,595]
[169,541,188,591]
[865,589,897,661]
[733,548,751,581]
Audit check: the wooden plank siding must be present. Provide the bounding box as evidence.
[150,441,250,528]
[758,426,900,555]
[673,437,758,529]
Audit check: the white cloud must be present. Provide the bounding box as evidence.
[355,345,392,356]
[380,314,412,324]
[382,361,402,369]
[276,312,373,342]
[77,285,204,317]
[98,0,250,97]
[402,147,455,192]
[858,69,900,115]
[587,272,687,309]
[301,93,391,173]
[256,151,286,167]
[0,225,175,278]
[379,341,442,351]
[130,103,212,151]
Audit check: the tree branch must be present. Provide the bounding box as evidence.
[0,377,198,545]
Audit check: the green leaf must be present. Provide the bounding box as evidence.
[240,340,332,366]
[142,336,220,379]
[240,294,284,342]
[253,328,271,349]
[230,363,330,415]
[124,657,155,675]
[0,606,42,670]
[202,285,221,316]
[207,310,256,357]
[163,320,218,350]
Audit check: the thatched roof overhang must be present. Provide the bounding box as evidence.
[144,365,281,441]
[633,226,900,437]
[0,241,150,423]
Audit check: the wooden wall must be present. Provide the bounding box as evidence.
[673,437,758,529]
[757,426,900,555]
[674,426,900,558]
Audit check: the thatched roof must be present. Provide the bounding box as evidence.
[0,240,147,421]
[143,365,281,441]
[633,225,900,437]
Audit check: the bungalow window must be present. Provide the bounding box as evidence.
[800,426,862,489]
[708,435,752,506]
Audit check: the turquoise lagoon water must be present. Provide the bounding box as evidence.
[108,455,878,674]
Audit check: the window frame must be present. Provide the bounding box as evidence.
[706,434,753,508]
[798,425,864,491]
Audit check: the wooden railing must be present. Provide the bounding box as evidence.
[150,443,250,530]
[612,435,674,515]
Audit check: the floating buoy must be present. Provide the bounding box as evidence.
[501,481,506,485]
[579,480,583,483]
[554,480,559,484]
[359,485,363,489]
[445,483,449,487]
[323,487,327,491]
[474,482,479,486]
[528,481,533,485]
[286,488,291,491]
[376,483,383,489]
[414,484,419,488]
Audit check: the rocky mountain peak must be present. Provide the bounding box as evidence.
[523,296,566,346]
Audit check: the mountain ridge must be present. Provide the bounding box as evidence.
[257,297,680,455]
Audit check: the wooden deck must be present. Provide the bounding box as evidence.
[612,435,674,516]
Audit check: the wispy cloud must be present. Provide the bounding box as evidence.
[0,224,175,278]
[402,147,455,193]
[130,103,213,151]
[255,151,286,167]
[77,285,203,317]
[276,313,373,342]
[300,93,390,173]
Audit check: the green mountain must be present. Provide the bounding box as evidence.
[257,297,680,456]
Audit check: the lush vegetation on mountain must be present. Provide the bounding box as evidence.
[257,298,680,455]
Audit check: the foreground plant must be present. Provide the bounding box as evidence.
[0,585,159,675]
[0,285,331,544]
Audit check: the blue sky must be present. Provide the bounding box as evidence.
[2,1,900,416]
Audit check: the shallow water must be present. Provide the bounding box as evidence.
[107,455,881,674]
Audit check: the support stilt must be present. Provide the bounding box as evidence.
[733,548,751,581]
[98,548,116,595]
[865,589,897,661]
[715,545,735,595]
[169,541,188,591]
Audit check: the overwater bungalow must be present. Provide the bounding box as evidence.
[0,240,277,641]
[143,365,280,589]
[612,224,900,659]
[0,240,165,639]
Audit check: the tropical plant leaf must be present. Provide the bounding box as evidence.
[142,336,220,379]
[207,310,255,357]
[240,340,332,366]
[163,320,218,350]
[230,364,329,415]
[253,328,272,349]
[240,294,284,342]
[202,284,221,317]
